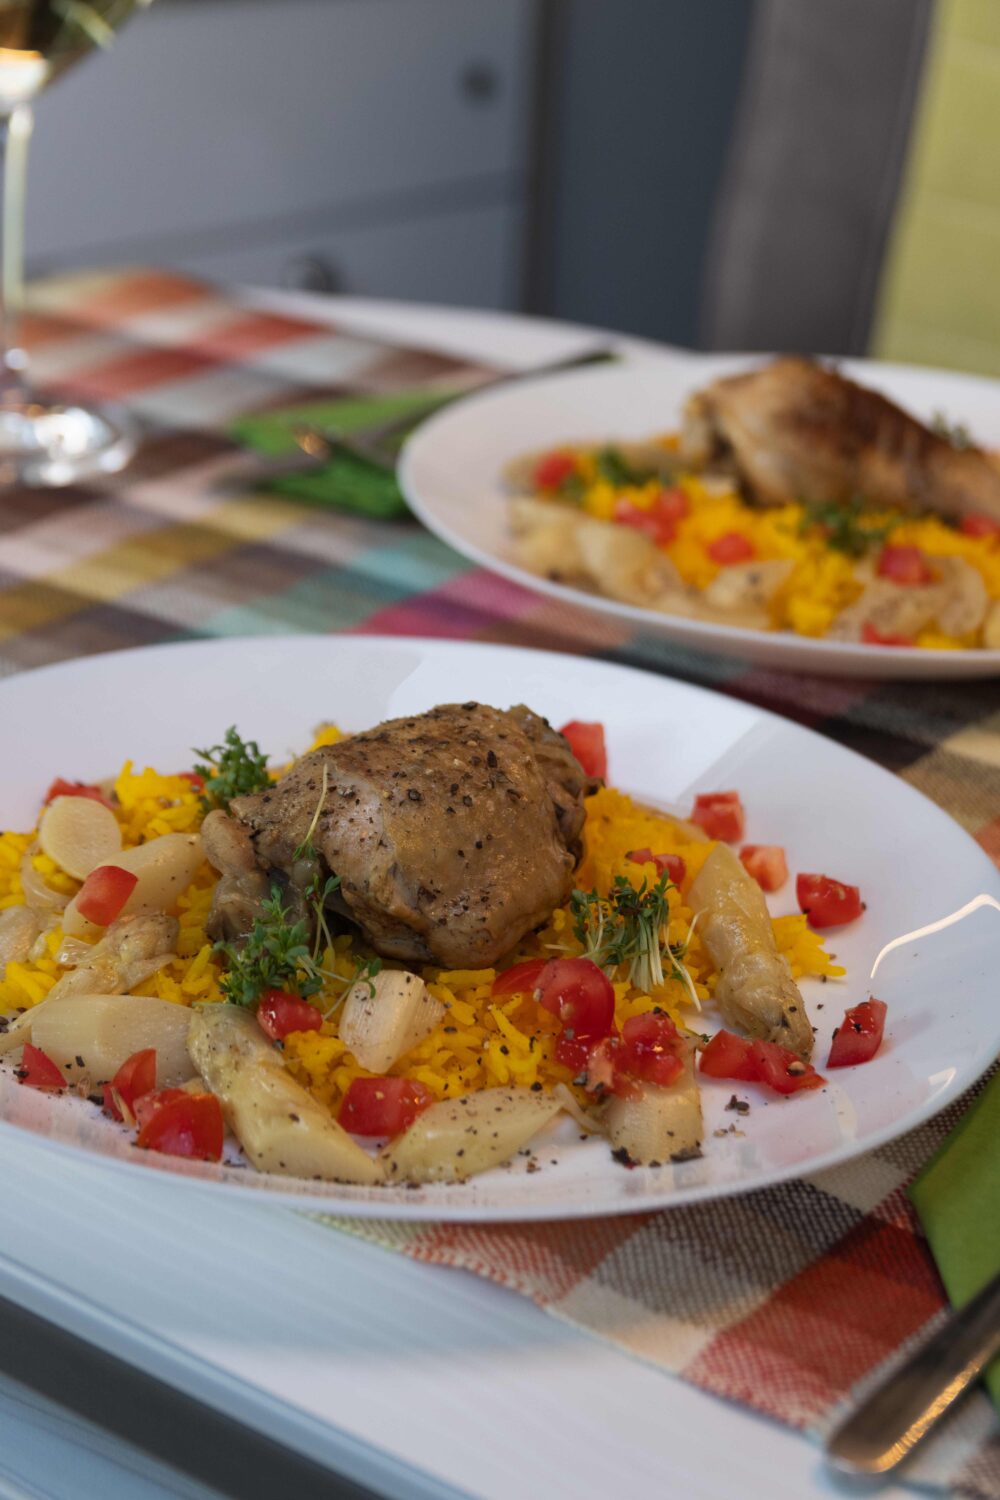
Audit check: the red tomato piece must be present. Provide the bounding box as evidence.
[135,1090,224,1161]
[959,513,1000,539]
[534,451,577,491]
[708,532,755,565]
[827,997,887,1068]
[339,1077,433,1137]
[748,1039,825,1094]
[76,865,138,927]
[558,720,607,780]
[17,1043,65,1091]
[102,1047,157,1123]
[133,1087,186,1133]
[491,958,547,997]
[615,1013,684,1088]
[699,1029,758,1082]
[796,872,863,929]
[257,989,323,1041]
[553,1032,593,1074]
[690,791,745,843]
[652,487,690,524]
[699,1030,824,1094]
[179,771,205,792]
[580,1034,621,1093]
[613,498,677,548]
[44,778,113,809]
[739,844,788,892]
[536,957,616,1043]
[628,847,687,885]
[861,623,914,648]
[877,545,933,586]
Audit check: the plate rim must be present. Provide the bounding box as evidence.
[0,632,998,1221]
[398,358,1000,677]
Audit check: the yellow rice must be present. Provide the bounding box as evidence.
[0,749,844,1118]
[563,443,1000,648]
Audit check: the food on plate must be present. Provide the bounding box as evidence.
[218,702,592,968]
[506,358,1000,650]
[827,997,887,1067]
[188,1004,383,1184]
[0,708,867,1188]
[689,845,813,1058]
[679,358,1000,520]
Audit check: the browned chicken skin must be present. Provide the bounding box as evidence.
[680,356,1000,521]
[225,703,592,968]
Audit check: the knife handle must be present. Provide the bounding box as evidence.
[826,1269,1000,1475]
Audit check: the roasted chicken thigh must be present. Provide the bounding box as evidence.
[680,356,1000,522]
[215,702,593,968]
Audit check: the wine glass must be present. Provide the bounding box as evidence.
[0,0,152,485]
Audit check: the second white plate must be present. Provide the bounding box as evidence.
[400,355,1000,678]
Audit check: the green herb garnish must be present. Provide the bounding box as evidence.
[799,496,892,559]
[293,765,329,863]
[570,873,700,1004]
[595,446,652,488]
[216,887,323,1008]
[931,410,972,450]
[193,726,270,812]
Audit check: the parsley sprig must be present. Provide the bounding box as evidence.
[193,726,271,812]
[931,410,972,450]
[798,496,892,559]
[216,887,323,1008]
[570,872,700,1004]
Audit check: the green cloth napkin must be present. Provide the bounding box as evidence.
[908,1067,1000,1411]
[229,389,455,519]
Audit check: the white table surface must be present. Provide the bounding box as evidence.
[0,290,924,1500]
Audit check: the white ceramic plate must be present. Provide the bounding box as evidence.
[400,355,1000,679]
[1,636,998,1220]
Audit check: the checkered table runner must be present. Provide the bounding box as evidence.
[10,268,1000,1497]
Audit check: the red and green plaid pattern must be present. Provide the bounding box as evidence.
[8,268,1000,1497]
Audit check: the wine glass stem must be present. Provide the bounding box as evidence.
[0,105,32,400]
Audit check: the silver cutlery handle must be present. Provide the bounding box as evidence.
[826,1269,1000,1475]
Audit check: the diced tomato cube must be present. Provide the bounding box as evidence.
[747,1039,825,1094]
[553,1032,593,1074]
[796,872,863,929]
[613,498,677,547]
[615,1013,684,1088]
[558,720,607,780]
[534,451,577,491]
[877,545,933,586]
[708,532,755,565]
[179,771,206,792]
[102,1047,157,1123]
[690,791,745,843]
[75,865,138,927]
[827,997,887,1068]
[699,1029,758,1082]
[739,844,788,892]
[256,989,322,1041]
[861,624,914,648]
[699,1029,824,1094]
[628,848,686,885]
[652,487,690,524]
[135,1090,224,1161]
[44,778,113,809]
[339,1077,433,1137]
[17,1043,65,1092]
[959,514,1000,539]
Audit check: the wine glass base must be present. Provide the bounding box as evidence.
[0,396,138,486]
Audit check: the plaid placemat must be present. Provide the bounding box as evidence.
[9,268,1000,1497]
